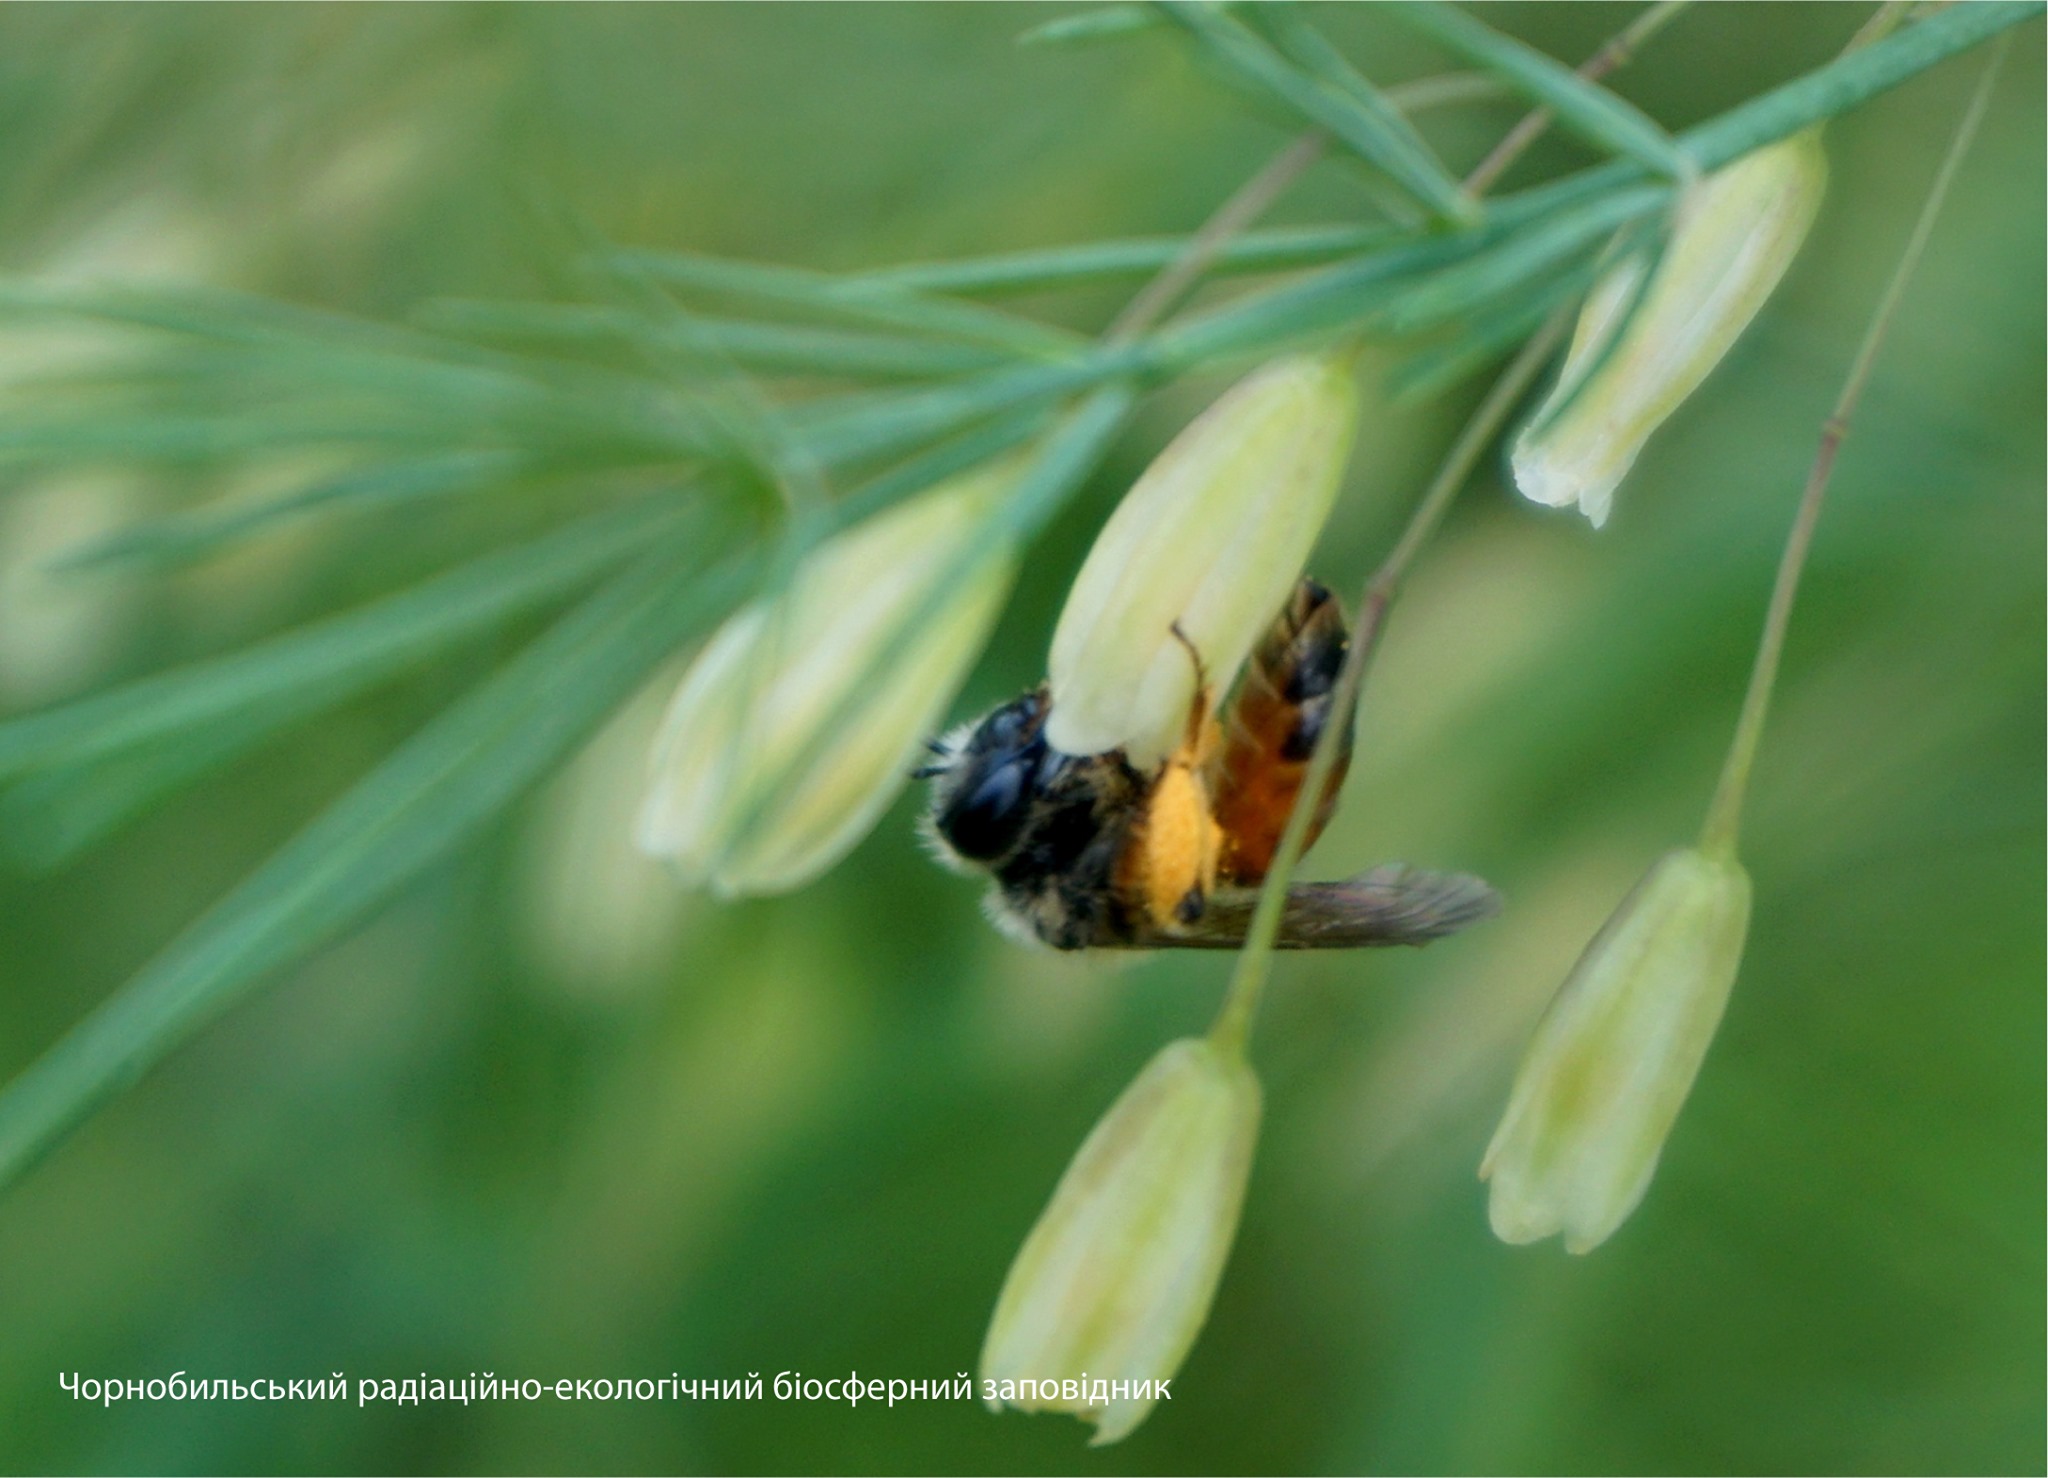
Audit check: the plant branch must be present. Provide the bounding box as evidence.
[1119,1,1684,339]
[1678,0,2033,169]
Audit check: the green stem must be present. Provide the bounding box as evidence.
[1677,0,2033,171]
[1383,70,1509,114]
[1463,0,1694,195]
[1698,36,2006,860]
[1209,307,1572,1058]
[1847,0,1917,53]
[1106,131,1329,343]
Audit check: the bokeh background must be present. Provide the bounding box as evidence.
[0,4,2040,1473]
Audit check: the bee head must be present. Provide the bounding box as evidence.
[919,687,1051,868]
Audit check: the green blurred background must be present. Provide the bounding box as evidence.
[0,4,2040,1473]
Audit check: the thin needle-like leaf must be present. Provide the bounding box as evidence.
[1678,0,2040,169]
[0,283,730,463]
[417,300,1012,381]
[1389,261,1598,404]
[1145,227,1505,368]
[1019,4,1157,46]
[1377,183,1665,335]
[1255,4,1485,206]
[849,223,1397,298]
[1391,2,1690,180]
[830,402,1054,527]
[0,500,690,778]
[0,530,751,1190]
[0,411,462,468]
[791,354,1136,469]
[0,687,348,871]
[53,450,532,571]
[1476,1,2039,211]
[600,249,1085,358]
[1159,1,1479,225]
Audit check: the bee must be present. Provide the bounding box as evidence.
[920,577,1498,950]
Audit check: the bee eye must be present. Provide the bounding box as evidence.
[939,757,1034,861]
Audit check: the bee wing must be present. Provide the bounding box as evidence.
[1122,865,1500,950]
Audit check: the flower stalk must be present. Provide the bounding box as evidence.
[1207,306,1571,1060]
[1700,36,2004,859]
[1203,1,1693,1060]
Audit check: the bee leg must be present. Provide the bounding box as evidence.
[1167,619,1215,752]
[1167,620,1209,686]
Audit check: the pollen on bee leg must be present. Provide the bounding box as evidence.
[1132,627,1225,928]
[1120,753,1222,932]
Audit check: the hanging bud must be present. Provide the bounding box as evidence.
[1512,131,1827,527]
[636,464,1016,896]
[981,1038,1261,1445]
[1047,351,1358,764]
[1482,846,1751,1253]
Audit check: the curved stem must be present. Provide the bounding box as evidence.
[1107,132,1329,344]
[1206,4,1691,1059]
[1210,307,1571,1057]
[1464,0,1693,195]
[1698,35,2005,859]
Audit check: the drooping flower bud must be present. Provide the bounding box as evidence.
[1482,846,1752,1253]
[636,464,1016,895]
[1047,351,1358,764]
[1512,131,1827,527]
[981,1038,1261,1446]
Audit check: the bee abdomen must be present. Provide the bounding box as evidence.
[1209,578,1355,884]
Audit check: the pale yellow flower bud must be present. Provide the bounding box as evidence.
[1513,131,1827,527]
[1046,352,1358,764]
[635,465,1016,895]
[1482,846,1751,1253]
[981,1038,1261,1445]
